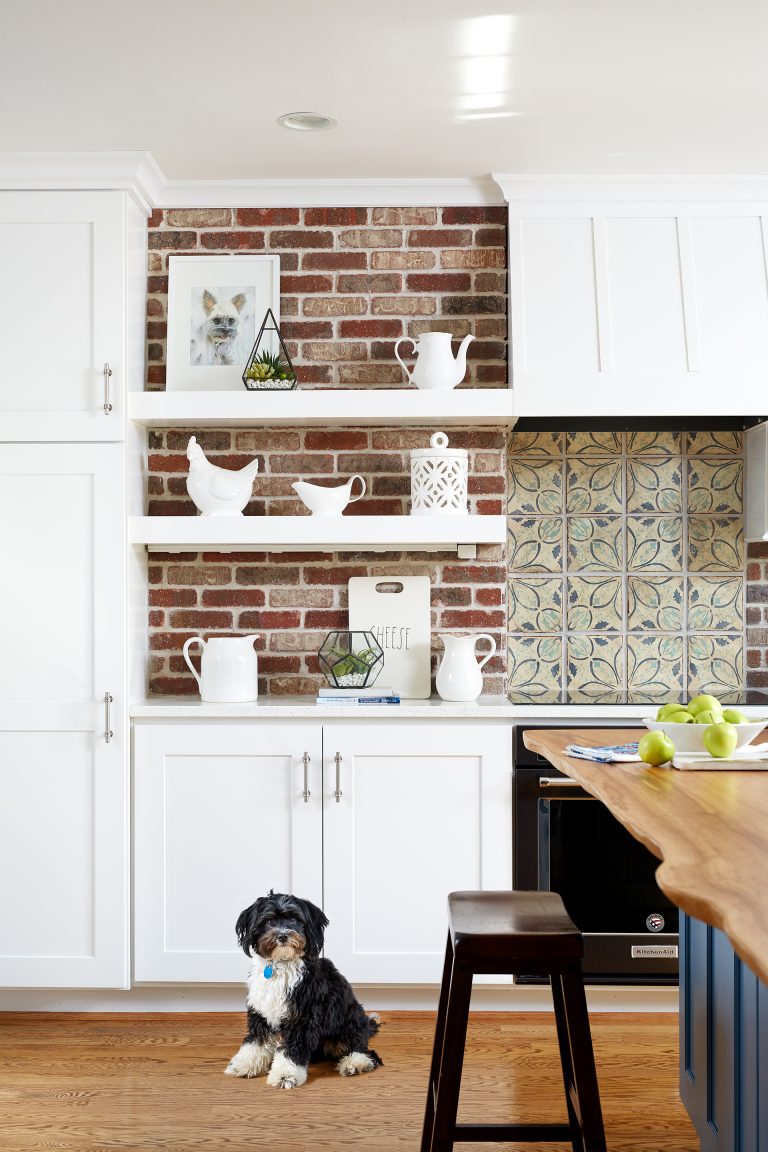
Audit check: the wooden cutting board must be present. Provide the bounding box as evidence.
[348,576,431,699]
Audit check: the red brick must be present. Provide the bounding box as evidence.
[259,655,302,674]
[148,453,189,473]
[304,610,348,629]
[340,228,403,248]
[441,249,505,269]
[748,649,762,668]
[443,295,505,315]
[475,364,508,384]
[146,321,167,339]
[475,587,503,606]
[147,275,168,293]
[149,588,197,607]
[200,231,265,250]
[236,208,300,226]
[476,227,506,247]
[747,607,764,625]
[149,610,164,627]
[373,207,437,226]
[166,208,233,227]
[337,273,402,293]
[372,295,436,316]
[147,366,166,386]
[302,252,368,270]
[346,498,403,515]
[281,274,334,294]
[202,589,266,607]
[270,676,324,696]
[468,475,505,494]
[304,208,368,226]
[337,364,403,385]
[148,209,164,228]
[281,320,334,340]
[270,230,334,249]
[304,430,369,450]
[409,229,472,247]
[148,231,197,250]
[302,341,367,362]
[150,676,199,695]
[370,341,398,361]
[295,365,334,383]
[338,320,403,338]
[748,542,768,558]
[475,272,507,293]
[371,251,435,271]
[304,565,369,585]
[338,452,404,472]
[747,671,768,687]
[442,207,507,225]
[748,562,762,581]
[203,552,267,563]
[167,565,231,586]
[169,610,233,629]
[239,610,302,629]
[475,499,504,514]
[146,297,164,317]
[147,476,164,495]
[166,430,232,451]
[236,565,300,585]
[406,273,471,292]
[440,610,506,628]
[148,566,163,585]
[303,296,368,316]
[432,586,472,606]
[443,564,506,584]
[371,476,409,496]
[149,631,196,651]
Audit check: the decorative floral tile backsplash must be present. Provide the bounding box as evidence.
[507,430,746,704]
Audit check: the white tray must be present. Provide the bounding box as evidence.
[671,746,768,770]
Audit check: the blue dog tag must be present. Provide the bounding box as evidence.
[263,964,273,979]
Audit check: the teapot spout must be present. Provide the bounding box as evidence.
[454,333,475,383]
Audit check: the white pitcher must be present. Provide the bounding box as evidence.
[394,331,474,390]
[435,633,497,702]
[183,635,260,702]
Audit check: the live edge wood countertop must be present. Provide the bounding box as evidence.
[523,728,768,986]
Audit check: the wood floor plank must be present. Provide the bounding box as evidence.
[0,1011,697,1151]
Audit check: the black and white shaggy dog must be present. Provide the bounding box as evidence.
[225,891,382,1089]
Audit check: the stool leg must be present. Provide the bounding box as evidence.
[557,968,607,1152]
[420,933,454,1152]
[551,973,585,1152]
[429,958,473,1152]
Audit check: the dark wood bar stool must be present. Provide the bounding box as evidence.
[421,890,607,1152]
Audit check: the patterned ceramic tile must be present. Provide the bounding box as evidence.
[507,635,563,702]
[688,517,744,572]
[508,576,564,632]
[626,458,682,513]
[687,458,743,515]
[687,431,743,455]
[627,575,684,631]
[507,457,563,515]
[626,431,682,456]
[567,575,623,631]
[567,516,623,571]
[566,431,623,456]
[688,576,744,631]
[507,517,563,572]
[508,432,563,456]
[626,635,684,703]
[687,634,745,704]
[566,634,624,703]
[566,459,623,514]
[627,516,683,571]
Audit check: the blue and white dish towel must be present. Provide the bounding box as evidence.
[565,742,641,763]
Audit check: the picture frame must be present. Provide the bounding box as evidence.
[166,255,280,391]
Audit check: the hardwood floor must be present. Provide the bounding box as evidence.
[0,1011,697,1151]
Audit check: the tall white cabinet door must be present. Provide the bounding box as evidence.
[322,723,512,983]
[134,722,323,982]
[0,444,127,987]
[0,191,125,440]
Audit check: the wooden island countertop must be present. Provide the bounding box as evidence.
[523,728,768,986]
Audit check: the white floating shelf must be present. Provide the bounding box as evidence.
[129,514,506,559]
[128,388,515,428]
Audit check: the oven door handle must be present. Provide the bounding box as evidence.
[539,776,583,789]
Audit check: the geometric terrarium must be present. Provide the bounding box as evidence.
[318,631,384,689]
[242,307,298,391]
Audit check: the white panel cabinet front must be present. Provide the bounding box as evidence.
[0,443,127,988]
[0,191,125,440]
[133,723,323,982]
[322,722,512,984]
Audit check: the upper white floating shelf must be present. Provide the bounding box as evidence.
[128,388,515,428]
[129,514,506,560]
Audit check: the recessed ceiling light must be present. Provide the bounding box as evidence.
[277,112,337,132]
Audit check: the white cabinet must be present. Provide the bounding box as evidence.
[133,723,323,982]
[746,422,768,541]
[0,191,126,440]
[0,443,128,987]
[133,720,512,985]
[499,181,768,416]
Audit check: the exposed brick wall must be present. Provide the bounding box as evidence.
[146,206,507,389]
[147,426,506,697]
[746,541,768,703]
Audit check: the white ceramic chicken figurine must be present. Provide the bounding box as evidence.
[186,435,260,517]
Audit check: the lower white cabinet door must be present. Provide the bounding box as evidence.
[134,722,323,982]
[0,444,127,988]
[322,722,513,983]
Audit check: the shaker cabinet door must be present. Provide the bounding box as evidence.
[0,191,125,440]
[133,722,323,982]
[0,443,128,987]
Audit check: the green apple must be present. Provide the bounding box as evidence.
[658,702,687,720]
[694,709,724,726]
[703,723,738,759]
[665,710,694,724]
[638,731,675,766]
[688,694,723,717]
[722,709,748,725]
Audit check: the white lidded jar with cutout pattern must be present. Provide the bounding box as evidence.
[409,431,468,516]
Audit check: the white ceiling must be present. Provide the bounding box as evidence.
[2,0,767,181]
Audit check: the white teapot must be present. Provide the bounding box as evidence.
[435,633,497,702]
[394,331,474,391]
[183,634,260,702]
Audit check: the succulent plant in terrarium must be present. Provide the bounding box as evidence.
[242,308,298,391]
[244,350,295,386]
[318,631,384,689]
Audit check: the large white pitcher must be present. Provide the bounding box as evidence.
[435,633,497,702]
[183,634,260,702]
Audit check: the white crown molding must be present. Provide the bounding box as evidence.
[0,152,503,209]
[492,173,768,205]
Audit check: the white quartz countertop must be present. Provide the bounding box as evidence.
[126,696,768,722]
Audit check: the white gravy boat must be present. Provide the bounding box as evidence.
[292,475,366,516]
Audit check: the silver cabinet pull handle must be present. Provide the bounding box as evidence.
[302,752,311,803]
[104,692,113,743]
[103,362,113,415]
[334,752,343,802]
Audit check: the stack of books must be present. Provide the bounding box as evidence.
[316,686,400,705]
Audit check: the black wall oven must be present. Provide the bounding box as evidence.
[513,726,678,985]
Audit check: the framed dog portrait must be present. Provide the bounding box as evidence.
[166,255,280,391]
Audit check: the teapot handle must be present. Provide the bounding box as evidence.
[474,633,497,670]
[394,337,415,385]
[182,636,205,689]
